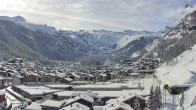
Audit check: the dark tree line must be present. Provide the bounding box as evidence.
[149,85,162,110]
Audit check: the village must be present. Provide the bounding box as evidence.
[0,57,167,110]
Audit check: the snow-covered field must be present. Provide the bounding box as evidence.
[156,44,196,86]
[155,44,196,109]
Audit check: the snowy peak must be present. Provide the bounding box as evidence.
[0,15,26,22]
[116,31,163,50]
[165,9,196,39]
[0,15,56,35]
[139,8,196,63]
[12,16,27,22]
[62,29,163,57]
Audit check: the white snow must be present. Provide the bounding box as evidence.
[54,91,98,98]
[64,94,94,106]
[13,85,62,95]
[24,102,41,110]
[116,35,139,49]
[184,85,196,109]
[41,100,65,108]
[60,102,90,110]
[174,6,196,26]
[186,105,196,110]
[103,101,133,110]
[116,31,163,50]
[156,44,196,110]
[156,44,196,86]
[0,16,57,35]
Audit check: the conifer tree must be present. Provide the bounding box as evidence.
[149,85,154,110]
[134,97,141,110]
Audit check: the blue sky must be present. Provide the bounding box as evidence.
[0,0,195,31]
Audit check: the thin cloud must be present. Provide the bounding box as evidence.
[0,0,195,31]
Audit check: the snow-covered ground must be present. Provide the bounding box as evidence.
[156,44,196,86]
[155,44,196,109]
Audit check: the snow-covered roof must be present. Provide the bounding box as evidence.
[103,101,133,110]
[41,100,65,108]
[14,85,61,95]
[88,74,94,77]
[71,72,80,78]
[45,84,72,89]
[64,78,73,81]
[107,94,146,104]
[13,74,23,78]
[60,102,90,110]
[64,94,94,106]
[93,106,103,110]
[130,73,141,76]
[24,103,41,110]
[73,82,140,91]
[53,91,98,98]
[99,74,107,77]
[25,71,40,77]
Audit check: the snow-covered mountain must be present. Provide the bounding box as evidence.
[156,43,196,110]
[0,15,165,64]
[157,43,196,86]
[137,6,196,63]
[61,29,163,58]
[0,15,163,58]
[148,6,196,110]
[62,30,124,55]
[0,16,57,35]
[116,31,163,50]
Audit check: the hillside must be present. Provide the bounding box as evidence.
[0,19,87,62]
[138,8,196,63]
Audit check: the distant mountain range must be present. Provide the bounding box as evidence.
[0,15,166,64]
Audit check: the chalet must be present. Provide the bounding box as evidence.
[79,72,88,81]
[12,75,23,85]
[64,94,94,109]
[60,102,90,110]
[87,74,94,81]
[106,72,114,80]
[55,73,66,83]
[0,70,7,77]
[108,94,147,110]
[99,74,107,82]
[41,74,55,83]
[40,100,65,110]
[59,78,73,84]
[24,71,41,83]
[53,91,98,101]
[103,101,133,110]
[0,76,9,88]
[67,72,80,81]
